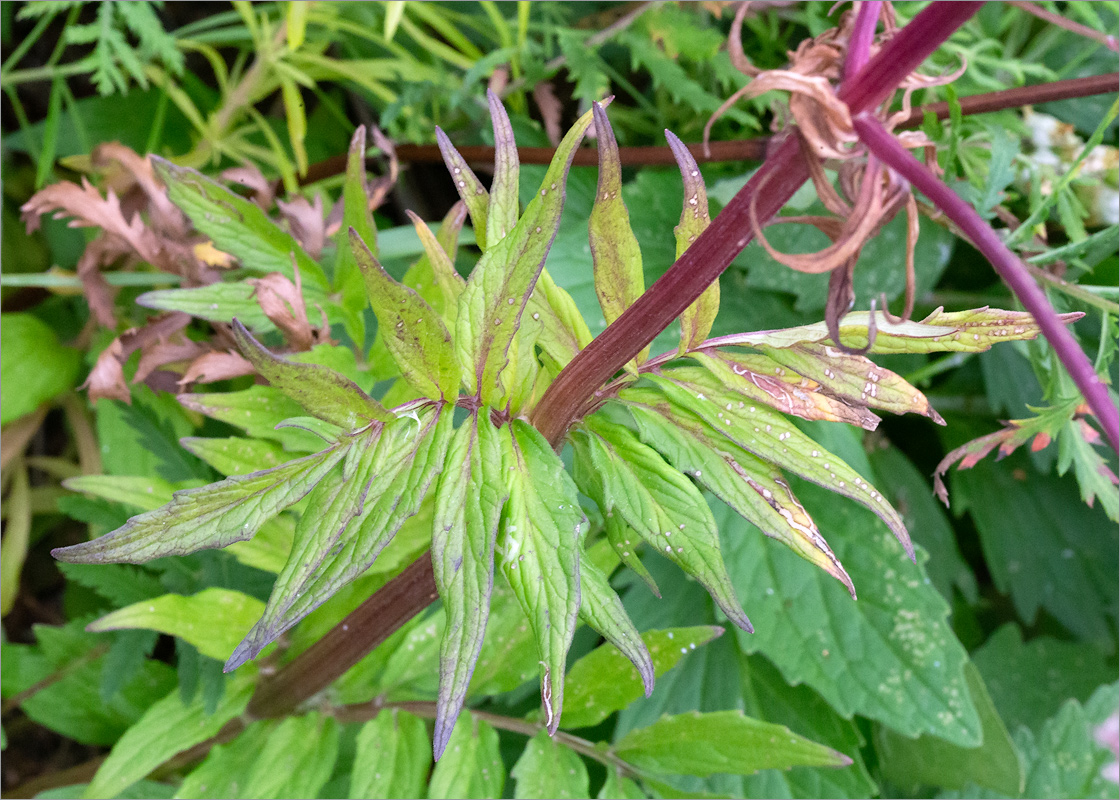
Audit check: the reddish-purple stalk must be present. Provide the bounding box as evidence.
[853,113,1120,453]
[843,1,883,88]
[531,1,984,444]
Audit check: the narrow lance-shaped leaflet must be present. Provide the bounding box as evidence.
[668,130,719,355]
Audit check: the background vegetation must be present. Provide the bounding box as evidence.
[1,2,1117,798]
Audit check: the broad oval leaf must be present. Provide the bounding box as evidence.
[612,709,850,777]
[428,714,503,795]
[232,319,390,429]
[511,730,590,799]
[350,229,460,401]
[350,709,431,800]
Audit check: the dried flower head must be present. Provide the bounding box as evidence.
[708,1,965,351]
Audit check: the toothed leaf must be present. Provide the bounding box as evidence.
[621,395,854,595]
[351,230,460,401]
[455,104,597,404]
[52,446,346,565]
[578,415,753,632]
[431,413,507,759]
[561,626,725,730]
[646,370,913,559]
[233,319,391,429]
[499,421,584,734]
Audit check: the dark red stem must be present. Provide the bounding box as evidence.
[844,1,883,87]
[853,112,1119,453]
[531,1,985,444]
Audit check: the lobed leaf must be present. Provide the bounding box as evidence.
[612,710,850,777]
[692,350,882,430]
[406,209,465,326]
[228,408,453,669]
[332,126,380,340]
[486,89,520,246]
[180,436,287,477]
[511,730,590,799]
[561,626,724,730]
[455,103,598,404]
[178,384,312,448]
[87,588,264,662]
[52,445,346,565]
[668,130,718,354]
[351,230,460,401]
[430,413,508,759]
[577,415,753,632]
[528,269,594,368]
[753,341,944,423]
[153,157,328,288]
[621,394,854,595]
[350,710,431,799]
[233,319,391,429]
[589,103,647,369]
[646,370,913,559]
[499,420,584,734]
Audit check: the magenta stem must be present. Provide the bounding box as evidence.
[532,1,984,444]
[843,1,883,88]
[853,112,1119,453]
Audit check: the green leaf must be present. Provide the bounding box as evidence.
[690,350,881,430]
[718,307,1077,355]
[238,713,339,799]
[175,720,271,799]
[621,395,854,594]
[719,481,983,746]
[332,127,378,340]
[645,370,913,558]
[574,545,654,702]
[428,714,504,797]
[436,129,490,253]
[88,588,265,662]
[951,449,1118,644]
[350,709,431,800]
[577,415,753,632]
[528,268,593,368]
[405,208,465,326]
[612,710,850,777]
[562,626,724,730]
[589,103,646,369]
[756,341,944,423]
[84,672,254,799]
[598,768,647,799]
[53,445,346,565]
[228,407,453,669]
[876,663,1023,795]
[232,319,390,429]
[466,582,540,698]
[55,562,164,608]
[972,623,1118,733]
[351,230,460,401]
[180,436,288,477]
[1012,683,1119,800]
[512,730,590,799]
[431,412,507,758]
[136,279,340,332]
[178,385,319,451]
[2,621,175,747]
[866,443,978,603]
[0,313,81,424]
[668,131,718,354]
[63,474,178,512]
[455,104,597,404]
[499,420,584,734]
[486,89,520,246]
[154,157,327,288]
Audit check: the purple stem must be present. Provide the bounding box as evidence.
[853,112,1119,453]
[532,1,984,444]
[843,1,883,88]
